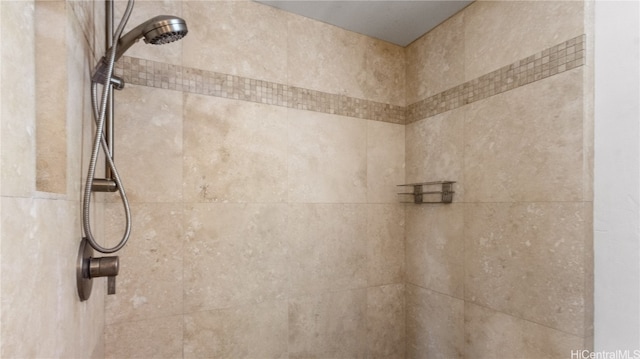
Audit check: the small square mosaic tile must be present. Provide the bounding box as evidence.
[406,34,586,123]
[114,34,585,125]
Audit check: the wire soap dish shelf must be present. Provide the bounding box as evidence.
[397,181,456,204]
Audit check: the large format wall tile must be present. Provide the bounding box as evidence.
[287,204,368,297]
[465,302,584,359]
[1,197,105,358]
[406,285,464,359]
[183,94,288,203]
[35,0,67,194]
[184,203,288,312]
[67,1,96,198]
[1,0,36,197]
[367,204,404,286]
[105,315,183,359]
[183,1,288,84]
[288,13,405,106]
[406,204,464,298]
[406,106,465,202]
[109,84,184,203]
[464,202,588,336]
[105,202,183,324]
[289,289,368,358]
[1,197,67,357]
[464,68,584,203]
[583,202,595,340]
[367,120,405,203]
[366,284,405,359]
[287,109,367,203]
[464,0,584,81]
[184,300,288,359]
[406,11,464,104]
[361,39,406,106]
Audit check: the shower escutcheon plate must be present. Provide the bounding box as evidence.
[77,238,120,301]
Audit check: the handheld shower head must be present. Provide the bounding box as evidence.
[115,15,188,60]
[92,15,188,85]
[141,15,188,45]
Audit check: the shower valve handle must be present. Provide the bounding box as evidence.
[108,276,117,295]
[89,256,119,295]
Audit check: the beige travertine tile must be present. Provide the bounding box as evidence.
[113,0,183,65]
[464,68,584,203]
[583,201,594,339]
[35,0,67,194]
[68,0,95,55]
[1,197,64,357]
[1,197,105,358]
[182,0,288,84]
[367,120,405,203]
[289,289,367,358]
[582,29,595,203]
[104,202,183,324]
[464,0,585,81]
[287,204,368,297]
[464,202,587,336]
[67,0,95,197]
[406,284,464,359]
[406,11,464,104]
[287,109,367,203]
[184,300,288,359]
[366,284,405,359]
[106,84,183,203]
[465,302,584,359]
[183,94,288,203]
[288,13,405,106]
[361,39,405,106]
[1,0,36,197]
[367,204,404,286]
[184,203,288,312]
[105,315,183,359]
[406,204,464,299]
[406,106,465,202]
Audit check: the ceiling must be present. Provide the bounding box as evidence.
[255,0,473,47]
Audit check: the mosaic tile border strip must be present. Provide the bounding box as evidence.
[406,34,586,124]
[115,34,585,126]
[114,58,405,125]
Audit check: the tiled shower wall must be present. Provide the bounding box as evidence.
[1,0,105,357]
[103,0,593,358]
[104,1,406,358]
[0,0,594,358]
[404,1,593,358]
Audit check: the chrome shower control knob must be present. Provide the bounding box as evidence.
[77,239,120,300]
[89,256,119,278]
[89,255,119,295]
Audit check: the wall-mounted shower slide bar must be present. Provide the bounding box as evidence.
[93,0,120,193]
[397,181,456,204]
[78,0,189,301]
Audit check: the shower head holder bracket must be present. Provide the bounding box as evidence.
[91,57,125,90]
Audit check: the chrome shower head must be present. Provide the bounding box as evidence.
[92,15,188,85]
[141,15,188,45]
[116,15,188,59]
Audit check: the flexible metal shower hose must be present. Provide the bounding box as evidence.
[82,0,135,254]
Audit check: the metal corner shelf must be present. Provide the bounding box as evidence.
[397,181,456,204]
